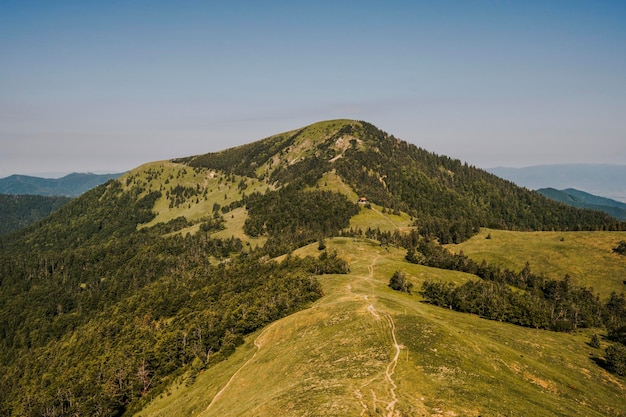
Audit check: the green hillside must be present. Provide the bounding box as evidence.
[179,120,623,243]
[0,120,624,416]
[137,238,626,417]
[448,228,626,299]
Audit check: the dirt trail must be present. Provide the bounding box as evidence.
[362,304,402,416]
[203,322,276,414]
[381,311,401,416]
[359,256,402,417]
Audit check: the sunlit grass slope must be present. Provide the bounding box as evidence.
[349,203,414,234]
[118,160,271,246]
[136,238,626,417]
[448,228,626,299]
[312,170,414,233]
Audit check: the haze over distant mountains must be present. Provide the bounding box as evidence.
[487,164,626,203]
[536,188,626,221]
[0,194,72,235]
[0,172,125,197]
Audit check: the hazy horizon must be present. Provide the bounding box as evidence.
[4,162,626,181]
[2,1,625,178]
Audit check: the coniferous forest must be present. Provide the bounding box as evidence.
[182,120,623,243]
[0,194,71,236]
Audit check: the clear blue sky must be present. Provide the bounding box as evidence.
[1,0,625,178]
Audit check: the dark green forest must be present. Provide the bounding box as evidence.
[0,194,71,235]
[175,131,301,179]
[244,186,360,256]
[333,122,623,243]
[408,237,626,376]
[360,225,626,376]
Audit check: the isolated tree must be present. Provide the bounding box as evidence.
[613,240,626,256]
[389,270,413,294]
[605,343,626,376]
[590,333,601,349]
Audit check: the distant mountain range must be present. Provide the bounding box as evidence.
[487,164,626,203]
[537,188,626,220]
[0,172,125,197]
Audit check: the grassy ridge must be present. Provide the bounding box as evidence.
[123,161,271,228]
[136,237,626,417]
[448,228,626,299]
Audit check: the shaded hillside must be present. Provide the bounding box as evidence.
[0,178,335,416]
[0,194,71,235]
[538,188,626,220]
[0,172,124,197]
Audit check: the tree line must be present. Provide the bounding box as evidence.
[358,225,626,377]
[335,121,625,243]
[398,234,626,377]
[176,119,624,244]
[243,185,360,257]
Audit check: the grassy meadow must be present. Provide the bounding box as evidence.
[448,228,626,299]
[123,161,270,227]
[136,237,626,417]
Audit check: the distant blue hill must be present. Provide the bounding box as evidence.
[0,172,125,197]
[537,188,626,221]
[487,164,626,203]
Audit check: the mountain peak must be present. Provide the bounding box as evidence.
[166,119,623,244]
[175,119,366,181]
[3,120,626,417]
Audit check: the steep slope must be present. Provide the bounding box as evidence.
[178,120,623,243]
[0,172,124,197]
[0,168,334,416]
